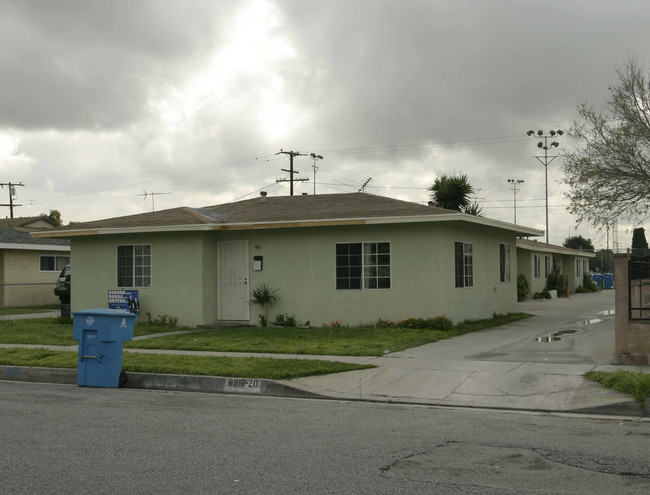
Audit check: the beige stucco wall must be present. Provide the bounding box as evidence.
[70,232,213,324]
[238,221,518,327]
[517,248,591,298]
[0,249,66,307]
[68,221,520,327]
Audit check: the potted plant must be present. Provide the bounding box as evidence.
[250,283,279,327]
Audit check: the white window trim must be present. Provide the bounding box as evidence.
[455,241,474,288]
[116,244,152,288]
[335,241,392,290]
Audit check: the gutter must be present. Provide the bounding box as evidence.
[31,214,543,238]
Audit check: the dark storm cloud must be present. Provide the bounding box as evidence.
[275,0,650,152]
[0,0,229,130]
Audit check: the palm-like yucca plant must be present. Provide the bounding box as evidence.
[250,283,280,327]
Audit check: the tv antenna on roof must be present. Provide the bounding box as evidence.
[137,190,171,211]
[358,177,372,193]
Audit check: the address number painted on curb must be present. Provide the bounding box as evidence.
[224,378,262,394]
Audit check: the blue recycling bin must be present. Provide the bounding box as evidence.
[591,273,604,289]
[72,308,136,388]
[603,273,614,289]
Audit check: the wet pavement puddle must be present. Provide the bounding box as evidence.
[535,329,577,343]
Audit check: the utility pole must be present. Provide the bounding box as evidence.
[276,150,309,196]
[507,179,524,224]
[310,153,323,195]
[0,182,24,218]
[137,190,171,212]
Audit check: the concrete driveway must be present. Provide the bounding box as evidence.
[287,290,650,415]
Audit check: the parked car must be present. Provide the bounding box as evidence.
[54,264,70,304]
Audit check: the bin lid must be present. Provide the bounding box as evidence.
[72,308,137,319]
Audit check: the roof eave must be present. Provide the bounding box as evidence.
[31,213,544,237]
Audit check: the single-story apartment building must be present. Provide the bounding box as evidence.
[516,238,596,298]
[0,217,70,307]
[34,193,543,327]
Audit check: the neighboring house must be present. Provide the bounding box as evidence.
[34,193,542,327]
[516,238,596,297]
[0,217,70,307]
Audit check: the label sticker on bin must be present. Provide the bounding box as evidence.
[86,316,95,326]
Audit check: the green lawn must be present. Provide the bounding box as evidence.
[125,313,533,356]
[0,318,187,346]
[585,370,650,402]
[0,313,532,379]
[0,348,372,380]
[0,305,59,315]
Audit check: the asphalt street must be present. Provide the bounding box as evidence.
[1,381,649,494]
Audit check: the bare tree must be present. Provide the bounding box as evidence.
[563,59,650,227]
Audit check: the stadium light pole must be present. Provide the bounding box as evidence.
[526,129,563,244]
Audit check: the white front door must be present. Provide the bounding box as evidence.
[217,240,250,320]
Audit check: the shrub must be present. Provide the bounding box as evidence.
[322,320,348,328]
[371,315,453,331]
[271,313,297,327]
[533,289,551,299]
[517,274,530,301]
[545,267,567,296]
[145,312,178,327]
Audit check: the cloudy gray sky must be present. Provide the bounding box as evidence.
[1,0,648,248]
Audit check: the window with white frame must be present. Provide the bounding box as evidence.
[576,259,581,277]
[40,255,70,272]
[499,243,511,282]
[455,241,473,288]
[583,259,588,275]
[117,245,151,288]
[534,255,541,279]
[336,242,391,290]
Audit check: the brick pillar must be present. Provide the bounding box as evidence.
[614,253,630,361]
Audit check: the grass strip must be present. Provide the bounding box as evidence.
[585,370,650,402]
[126,313,533,356]
[0,318,190,345]
[0,348,373,380]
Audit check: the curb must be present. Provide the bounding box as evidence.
[1,365,647,417]
[0,365,326,400]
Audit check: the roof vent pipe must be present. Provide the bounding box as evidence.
[428,201,434,206]
[260,191,267,201]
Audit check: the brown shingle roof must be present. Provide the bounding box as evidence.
[516,238,596,257]
[56,193,453,231]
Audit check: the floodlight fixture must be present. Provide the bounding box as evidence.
[526,128,565,243]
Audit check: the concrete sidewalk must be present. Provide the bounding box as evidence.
[283,291,650,416]
[2,291,649,416]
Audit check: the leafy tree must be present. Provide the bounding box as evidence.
[463,200,484,217]
[429,174,482,215]
[563,235,594,251]
[563,60,650,227]
[590,249,615,273]
[48,210,62,226]
[39,209,62,226]
[631,227,649,257]
[632,227,648,248]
